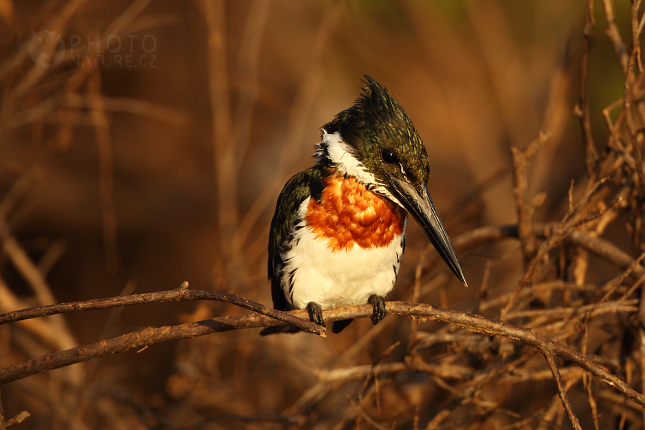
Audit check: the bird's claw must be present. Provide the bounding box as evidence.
[307,302,325,327]
[368,294,386,325]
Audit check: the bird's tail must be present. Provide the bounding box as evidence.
[259,324,303,336]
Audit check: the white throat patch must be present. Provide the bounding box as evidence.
[317,129,403,207]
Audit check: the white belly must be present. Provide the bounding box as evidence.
[280,197,406,310]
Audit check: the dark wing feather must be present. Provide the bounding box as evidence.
[268,166,326,310]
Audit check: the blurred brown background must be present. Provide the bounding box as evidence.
[0,0,636,428]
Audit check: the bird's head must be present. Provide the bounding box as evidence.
[316,75,467,287]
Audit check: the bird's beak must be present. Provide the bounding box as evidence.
[384,173,467,287]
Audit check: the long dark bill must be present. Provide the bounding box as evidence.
[385,174,467,287]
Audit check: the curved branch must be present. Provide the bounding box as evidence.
[0,301,642,411]
[0,281,324,336]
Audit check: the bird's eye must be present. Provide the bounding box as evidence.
[381,149,398,164]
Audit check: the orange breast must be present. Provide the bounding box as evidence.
[305,174,406,252]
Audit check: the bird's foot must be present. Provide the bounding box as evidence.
[306,302,325,327]
[368,294,386,325]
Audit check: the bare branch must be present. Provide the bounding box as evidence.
[448,223,644,279]
[542,347,582,430]
[510,132,550,265]
[4,412,29,428]
[602,0,630,75]
[198,0,240,278]
[0,300,642,412]
[575,0,599,176]
[0,281,324,336]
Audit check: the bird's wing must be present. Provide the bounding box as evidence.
[268,166,326,310]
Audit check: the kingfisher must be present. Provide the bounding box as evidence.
[262,76,467,335]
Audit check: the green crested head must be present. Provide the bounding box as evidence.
[320,75,430,191]
[317,75,466,287]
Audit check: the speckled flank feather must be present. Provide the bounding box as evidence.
[267,166,327,311]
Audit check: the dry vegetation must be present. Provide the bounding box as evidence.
[1,0,645,429]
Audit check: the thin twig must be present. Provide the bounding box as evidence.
[87,68,118,273]
[575,0,599,176]
[4,412,29,428]
[199,0,240,281]
[510,132,550,265]
[602,0,630,75]
[542,347,582,430]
